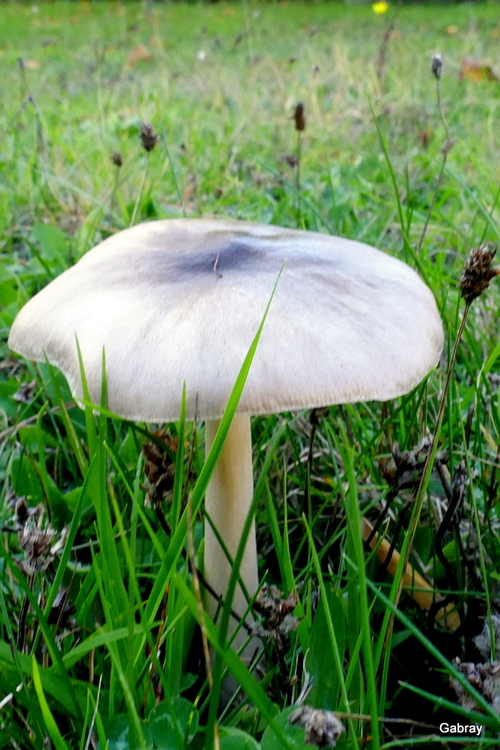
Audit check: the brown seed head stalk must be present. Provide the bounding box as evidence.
[459,242,500,304]
[139,122,159,153]
[293,102,306,132]
[111,150,123,167]
[431,53,443,80]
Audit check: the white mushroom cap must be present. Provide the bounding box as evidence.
[8,219,443,420]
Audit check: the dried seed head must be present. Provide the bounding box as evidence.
[142,430,177,505]
[289,706,345,748]
[111,150,123,167]
[431,53,443,80]
[139,122,159,153]
[19,526,55,560]
[253,584,300,638]
[310,406,329,426]
[254,584,298,627]
[451,657,500,714]
[459,242,500,304]
[293,102,306,132]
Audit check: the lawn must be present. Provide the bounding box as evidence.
[1,1,500,748]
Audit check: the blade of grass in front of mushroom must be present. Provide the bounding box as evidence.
[74,343,129,620]
[204,270,287,733]
[143,267,284,628]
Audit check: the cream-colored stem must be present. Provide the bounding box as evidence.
[204,415,259,659]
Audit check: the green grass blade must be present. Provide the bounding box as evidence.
[32,656,71,750]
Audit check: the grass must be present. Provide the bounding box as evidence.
[1,0,500,748]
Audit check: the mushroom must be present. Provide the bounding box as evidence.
[8,218,444,659]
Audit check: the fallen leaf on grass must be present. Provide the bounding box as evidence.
[126,44,152,67]
[459,58,499,82]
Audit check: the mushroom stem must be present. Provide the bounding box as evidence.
[204,415,258,656]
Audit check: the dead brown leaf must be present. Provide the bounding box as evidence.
[459,58,499,83]
[126,44,152,68]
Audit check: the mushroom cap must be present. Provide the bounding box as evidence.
[9,219,444,422]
